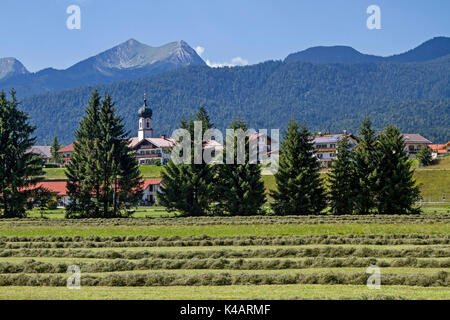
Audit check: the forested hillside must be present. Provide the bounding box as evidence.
[20,56,450,144]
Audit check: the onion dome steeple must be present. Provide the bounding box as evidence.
[138,93,152,118]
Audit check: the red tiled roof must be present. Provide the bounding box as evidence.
[23,179,162,197]
[142,179,162,189]
[429,144,446,151]
[58,144,74,153]
[34,180,68,196]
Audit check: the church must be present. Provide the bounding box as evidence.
[128,94,175,165]
[58,94,226,166]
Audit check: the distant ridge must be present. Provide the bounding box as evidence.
[285,37,450,64]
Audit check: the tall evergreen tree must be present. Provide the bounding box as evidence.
[66,90,142,218]
[372,125,421,214]
[328,136,358,215]
[50,136,61,164]
[215,120,266,216]
[353,117,377,214]
[158,107,215,216]
[0,89,44,218]
[271,120,326,215]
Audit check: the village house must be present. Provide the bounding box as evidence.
[33,180,71,207]
[311,133,358,169]
[26,146,52,164]
[141,179,163,205]
[33,179,163,207]
[58,144,75,165]
[401,134,432,155]
[429,143,448,158]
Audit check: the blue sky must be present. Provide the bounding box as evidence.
[0,0,449,72]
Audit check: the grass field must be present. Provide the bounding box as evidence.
[0,215,448,300]
[26,207,175,219]
[422,156,450,170]
[0,223,448,237]
[262,167,450,203]
[1,285,448,300]
[43,161,450,204]
[43,165,163,180]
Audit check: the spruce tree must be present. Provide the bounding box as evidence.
[50,136,61,164]
[353,117,377,214]
[66,90,142,218]
[271,120,326,215]
[66,90,101,217]
[0,89,44,218]
[328,136,358,215]
[372,125,421,214]
[158,107,215,216]
[416,145,433,167]
[215,120,266,216]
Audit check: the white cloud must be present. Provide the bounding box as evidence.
[195,45,248,68]
[194,46,205,57]
[205,56,248,68]
[231,57,249,66]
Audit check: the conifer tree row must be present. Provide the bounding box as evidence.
[270,120,326,215]
[214,120,266,216]
[0,89,44,218]
[327,119,421,215]
[353,118,377,214]
[66,90,142,218]
[328,136,359,215]
[373,125,421,214]
[158,107,216,216]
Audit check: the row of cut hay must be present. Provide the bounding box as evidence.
[1,246,449,259]
[1,257,450,274]
[0,271,448,287]
[2,234,450,246]
[1,214,449,227]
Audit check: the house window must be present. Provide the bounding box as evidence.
[146,120,150,128]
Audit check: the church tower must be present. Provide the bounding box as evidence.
[138,93,153,141]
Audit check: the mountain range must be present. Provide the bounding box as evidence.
[1,37,449,144]
[0,39,205,97]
